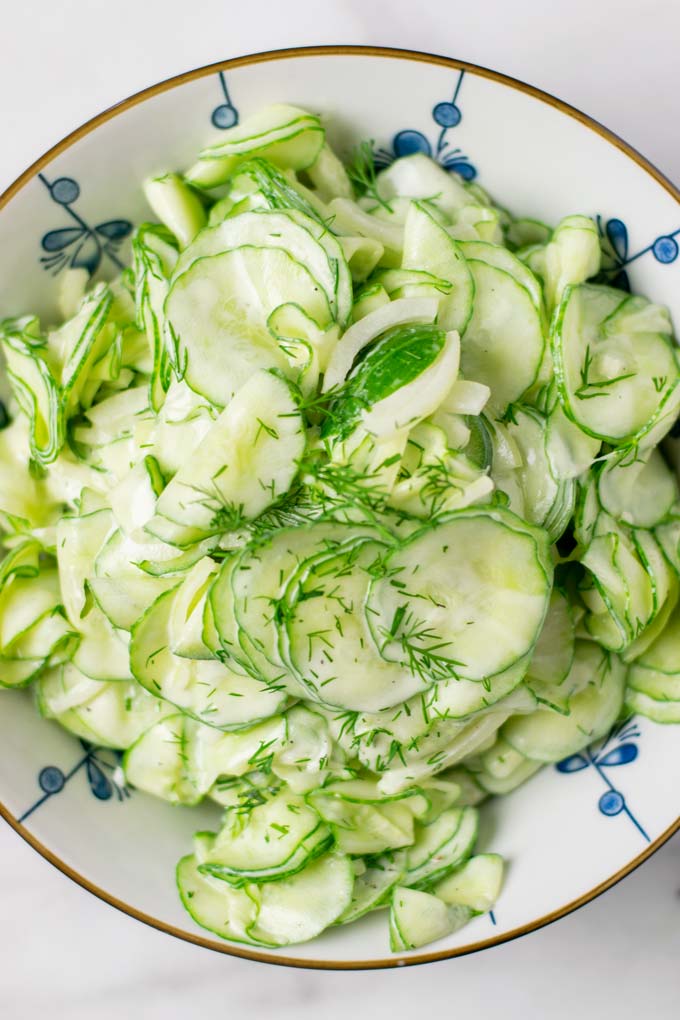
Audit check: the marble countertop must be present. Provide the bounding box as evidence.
[2,1,679,1015]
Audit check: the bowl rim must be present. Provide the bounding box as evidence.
[1,43,679,971]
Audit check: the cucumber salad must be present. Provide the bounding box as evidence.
[2,102,680,953]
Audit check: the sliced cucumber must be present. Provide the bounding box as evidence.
[525,588,575,712]
[337,851,406,924]
[552,283,679,444]
[38,665,164,749]
[366,509,552,683]
[503,641,625,761]
[247,851,353,947]
[176,854,266,946]
[631,600,680,674]
[597,447,677,529]
[434,853,504,913]
[199,787,331,885]
[286,540,430,712]
[459,239,544,317]
[166,246,330,407]
[626,688,680,723]
[186,105,324,188]
[143,174,206,249]
[147,370,304,546]
[405,806,478,888]
[461,260,545,416]
[130,587,287,729]
[389,886,472,951]
[402,201,474,334]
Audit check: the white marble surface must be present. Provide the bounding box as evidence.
[1,0,680,1015]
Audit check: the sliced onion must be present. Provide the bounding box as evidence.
[361,331,460,436]
[322,296,439,392]
[444,379,491,416]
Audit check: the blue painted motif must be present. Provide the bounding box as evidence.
[556,720,649,842]
[18,740,130,824]
[597,215,680,291]
[38,173,132,276]
[373,70,477,180]
[211,71,239,130]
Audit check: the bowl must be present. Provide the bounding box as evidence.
[1,45,679,969]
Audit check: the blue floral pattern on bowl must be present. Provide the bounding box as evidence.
[211,71,239,130]
[597,215,679,291]
[373,70,476,179]
[556,720,649,843]
[38,173,132,276]
[19,740,130,823]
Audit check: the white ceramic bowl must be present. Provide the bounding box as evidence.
[1,46,679,969]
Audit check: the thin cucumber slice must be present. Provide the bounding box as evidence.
[376,154,470,217]
[502,405,575,541]
[177,854,266,946]
[107,456,164,537]
[475,755,542,795]
[545,401,601,481]
[581,523,655,651]
[130,587,287,729]
[479,735,527,779]
[366,509,552,683]
[459,239,544,317]
[174,208,350,326]
[247,852,353,947]
[38,665,164,749]
[402,201,474,334]
[0,656,45,688]
[199,788,331,884]
[86,574,173,632]
[308,794,417,855]
[56,509,115,625]
[434,853,504,913]
[306,780,427,855]
[208,555,260,675]
[72,606,132,682]
[551,283,679,444]
[147,370,305,547]
[627,664,680,701]
[124,713,205,804]
[405,806,478,888]
[625,688,680,724]
[526,214,600,311]
[286,540,429,712]
[389,887,472,951]
[461,260,545,416]
[327,198,403,266]
[166,246,331,407]
[506,218,551,249]
[621,576,679,663]
[143,174,206,249]
[231,521,369,683]
[0,571,62,649]
[168,557,218,658]
[597,447,678,529]
[186,106,324,188]
[503,641,625,762]
[525,588,575,712]
[337,851,406,924]
[339,235,384,281]
[271,705,335,793]
[632,600,680,674]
